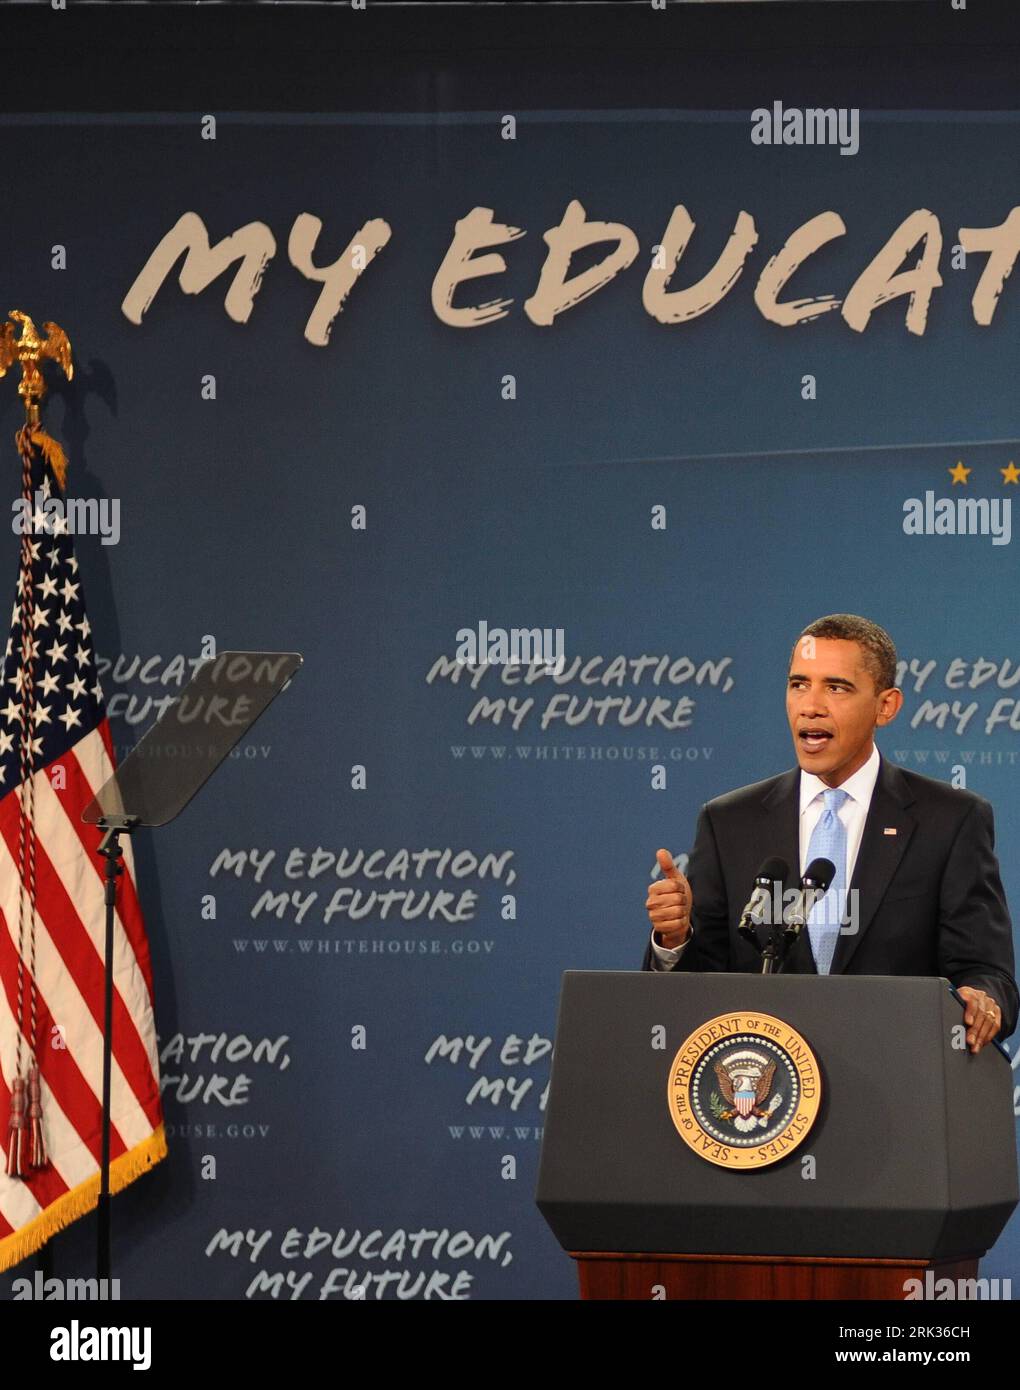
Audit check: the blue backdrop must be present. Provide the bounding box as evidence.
[1,101,1018,1299]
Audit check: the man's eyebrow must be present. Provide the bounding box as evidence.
[788,672,857,688]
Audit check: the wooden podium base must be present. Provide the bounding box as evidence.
[571,1251,981,1300]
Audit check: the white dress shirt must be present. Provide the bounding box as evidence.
[650,744,882,969]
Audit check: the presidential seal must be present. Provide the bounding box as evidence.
[667,1012,821,1169]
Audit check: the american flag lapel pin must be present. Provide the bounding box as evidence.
[883,827,898,835]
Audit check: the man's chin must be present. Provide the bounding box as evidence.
[794,744,840,775]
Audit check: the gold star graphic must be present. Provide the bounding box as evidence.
[1001,461,1020,484]
[949,461,970,485]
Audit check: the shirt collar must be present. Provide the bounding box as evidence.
[799,742,881,813]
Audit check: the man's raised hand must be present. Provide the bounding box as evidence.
[646,849,693,950]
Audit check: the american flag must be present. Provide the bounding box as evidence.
[0,438,165,1271]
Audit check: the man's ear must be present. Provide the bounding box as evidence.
[876,686,904,727]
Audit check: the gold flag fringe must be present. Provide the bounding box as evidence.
[0,1123,167,1273]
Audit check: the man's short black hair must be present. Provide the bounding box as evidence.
[792,614,898,693]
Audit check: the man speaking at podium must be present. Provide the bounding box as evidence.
[642,613,1018,1054]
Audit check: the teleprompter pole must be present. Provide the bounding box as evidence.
[95,815,140,1282]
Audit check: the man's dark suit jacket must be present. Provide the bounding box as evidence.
[641,755,1019,1040]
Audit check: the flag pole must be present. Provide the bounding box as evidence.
[1,314,73,1182]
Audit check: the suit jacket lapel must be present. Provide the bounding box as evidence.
[761,770,816,974]
[829,755,916,974]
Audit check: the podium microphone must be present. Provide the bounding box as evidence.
[783,857,836,932]
[738,857,789,941]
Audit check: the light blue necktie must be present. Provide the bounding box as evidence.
[806,788,849,975]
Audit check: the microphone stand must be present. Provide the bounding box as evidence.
[761,911,802,973]
[760,922,782,974]
[739,899,789,974]
[770,921,804,974]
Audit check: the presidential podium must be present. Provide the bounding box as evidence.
[536,972,1018,1300]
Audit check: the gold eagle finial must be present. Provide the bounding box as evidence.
[0,310,74,488]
